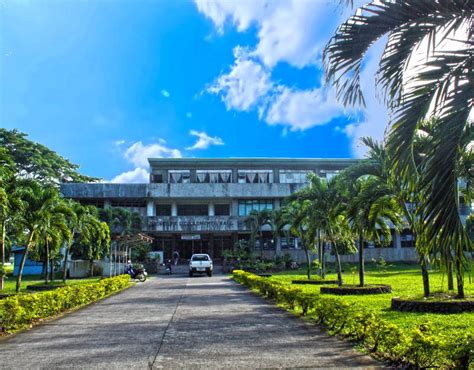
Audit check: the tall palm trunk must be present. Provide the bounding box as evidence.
[455,247,465,299]
[321,241,326,279]
[62,246,69,283]
[420,254,430,298]
[303,243,311,280]
[0,220,5,290]
[358,234,365,287]
[89,259,94,277]
[16,230,34,293]
[317,231,323,278]
[333,244,343,287]
[50,258,54,283]
[45,240,49,284]
[447,253,454,291]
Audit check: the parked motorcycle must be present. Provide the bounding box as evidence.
[161,260,172,275]
[129,267,147,282]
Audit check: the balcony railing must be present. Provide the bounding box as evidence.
[146,216,249,233]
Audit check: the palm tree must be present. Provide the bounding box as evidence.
[0,148,16,290]
[14,180,71,292]
[35,199,73,284]
[324,1,473,298]
[293,174,356,285]
[62,202,104,282]
[244,209,273,258]
[345,176,402,286]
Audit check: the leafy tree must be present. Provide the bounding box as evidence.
[324,0,473,298]
[0,128,98,184]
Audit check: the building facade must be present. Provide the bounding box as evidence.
[61,158,361,262]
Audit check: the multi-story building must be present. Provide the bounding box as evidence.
[60,158,359,262]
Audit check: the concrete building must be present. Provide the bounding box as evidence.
[60,157,471,264]
[60,158,359,262]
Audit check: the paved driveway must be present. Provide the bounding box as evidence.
[0,275,379,369]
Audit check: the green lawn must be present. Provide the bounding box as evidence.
[2,274,101,294]
[271,262,474,337]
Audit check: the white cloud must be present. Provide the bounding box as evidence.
[109,140,182,184]
[195,0,341,68]
[161,89,170,98]
[124,141,182,168]
[265,86,344,131]
[186,130,224,150]
[196,0,391,156]
[110,167,149,184]
[208,47,272,111]
[114,139,125,146]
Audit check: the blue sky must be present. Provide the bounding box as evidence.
[1,0,387,183]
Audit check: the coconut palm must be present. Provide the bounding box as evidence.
[0,148,16,290]
[325,0,473,297]
[345,176,402,286]
[244,209,273,258]
[14,180,72,292]
[35,199,73,284]
[293,174,356,285]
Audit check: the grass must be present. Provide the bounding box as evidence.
[2,274,101,294]
[271,262,474,337]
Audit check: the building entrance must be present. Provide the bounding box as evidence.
[171,234,234,263]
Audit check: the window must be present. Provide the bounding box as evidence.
[238,200,273,216]
[323,171,340,181]
[169,170,190,183]
[151,174,163,183]
[279,170,312,184]
[156,204,171,216]
[177,204,208,216]
[196,170,232,183]
[237,170,273,183]
[192,255,210,261]
[110,199,146,208]
[215,204,230,216]
[79,199,104,208]
[400,229,415,248]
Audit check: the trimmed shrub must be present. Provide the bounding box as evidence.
[232,270,473,369]
[0,275,130,333]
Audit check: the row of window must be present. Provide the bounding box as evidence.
[156,204,231,216]
[150,169,341,184]
[238,200,273,216]
[155,200,274,216]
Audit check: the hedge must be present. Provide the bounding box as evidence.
[0,275,130,333]
[233,270,473,369]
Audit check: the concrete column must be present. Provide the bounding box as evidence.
[274,198,281,210]
[147,200,155,217]
[190,169,197,183]
[232,168,238,183]
[104,200,111,209]
[394,231,402,249]
[208,202,215,216]
[231,199,239,217]
[273,168,279,183]
[171,202,178,217]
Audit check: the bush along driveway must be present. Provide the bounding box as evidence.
[232,270,473,368]
[0,274,130,333]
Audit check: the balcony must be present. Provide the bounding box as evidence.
[147,183,305,198]
[61,182,305,199]
[146,216,250,233]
